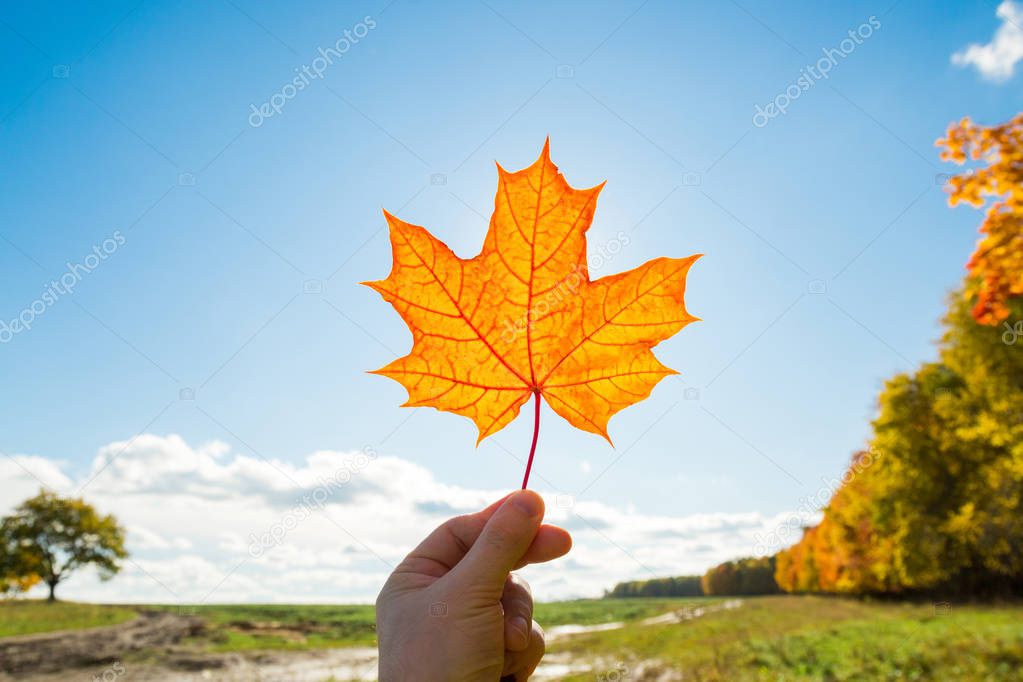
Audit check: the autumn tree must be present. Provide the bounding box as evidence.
[937,113,1023,325]
[793,533,819,593]
[0,491,127,601]
[773,112,1023,597]
[774,292,1023,595]
[812,451,894,593]
[773,540,798,593]
[853,292,1022,594]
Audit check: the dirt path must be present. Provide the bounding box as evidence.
[0,611,203,678]
[7,649,380,682]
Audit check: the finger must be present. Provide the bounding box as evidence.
[451,490,544,592]
[502,620,545,681]
[501,574,533,652]
[513,525,572,569]
[400,494,511,575]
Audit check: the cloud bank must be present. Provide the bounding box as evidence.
[0,435,808,603]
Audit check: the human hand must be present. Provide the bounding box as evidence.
[376,490,572,681]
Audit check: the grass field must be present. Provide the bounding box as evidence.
[2,596,1022,680]
[550,596,1023,681]
[535,597,715,627]
[0,600,137,637]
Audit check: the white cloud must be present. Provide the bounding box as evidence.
[0,435,806,603]
[953,1,1023,82]
[0,454,73,501]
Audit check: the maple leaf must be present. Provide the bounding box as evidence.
[364,140,699,482]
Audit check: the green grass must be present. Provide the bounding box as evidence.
[551,596,1023,681]
[535,597,715,627]
[0,600,137,637]
[158,603,379,651]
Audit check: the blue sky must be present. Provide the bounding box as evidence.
[1,1,1021,600]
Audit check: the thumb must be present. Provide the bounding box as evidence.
[449,490,544,594]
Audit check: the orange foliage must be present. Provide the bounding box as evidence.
[812,515,841,591]
[775,526,820,593]
[936,113,1023,325]
[774,451,894,594]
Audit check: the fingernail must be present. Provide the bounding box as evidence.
[509,491,541,517]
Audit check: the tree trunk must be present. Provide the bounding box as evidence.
[47,581,57,602]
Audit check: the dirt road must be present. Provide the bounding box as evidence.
[0,611,203,677]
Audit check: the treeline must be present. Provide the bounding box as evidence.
[606,557,780,598]
[606,575,703,598]
[775,293,1023,595]
[702,556,779,596]
[775,114,1023,597]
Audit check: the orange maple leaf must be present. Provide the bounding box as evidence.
[364,140,700,484]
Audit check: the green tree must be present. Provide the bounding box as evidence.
[0,491,127,601]
[606,575,704,598]
[936,292,1023,587]
[855,291,1023,594]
